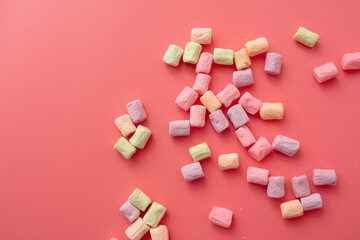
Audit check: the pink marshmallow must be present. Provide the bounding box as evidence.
[216,84,240,107]
[227,104,249,128]
[193,74,211,95]
[169,120,190,137]
[209,206,233,228]
[120,200,140,222]
[190,105,206,127]
[313,169,337,186]
[196,53,213,74]
[247,167,269,185]
[272,135,300,157]
[267,176,285,198]
[300,193,323,211]
[291,175,311,198]
[175,87,198,111]
[126,100,147,123]
[342,52,360,70]
[248,137,273,161]
[238,92,262,115]
[209,109,230,133]
[235,125,256,147]
[313,62,338,83]
[265,53,282,75]
[181,162,204,182]
[233,69,254,87]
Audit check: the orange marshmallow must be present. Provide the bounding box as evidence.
[200,91,222,113]
[245,37,269,57]
[234,49,251,70]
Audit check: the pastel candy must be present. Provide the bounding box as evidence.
[294,27,319,47]
[129,125,151,149]
[163,44,184,67]
[196,53,213,74]
[238,92,261,115]
[218,153,239,170]
[190,105,206,127]
[127,100,147,123]
[183,42,202,64]
[234,48,251,70]
[272,135,300,157]
[193,73,211,95]
[313,62,338,83]
[114,137,137,159]
[191,28,212,45]
[235,125,256,147]
[200,91,222,113]
[209,109,230,133]
[114,114,136,137]
[247,167,269,185]
[150,225,169,240]
[125,217,150,240]
[128,188,152,211]
[245,37,269,57]
[213,48,234,65]
[313,169,337,186]
[175,87,198,111]
[280,200,304,219]
[300,193,323,211]
[143,202,167,227]
[233,69,254,87]
[189,142,211,162]
[181,162,205,182]
[260,102,284,120]
[169,120,190,137]
[248,137,273,161]
[265,53,282,75]
[291,175,311,198]
[120,200,140,222]
[216,84,240,107]
[109,238,118,240]
[227,104,249,129]
[267,176,285,198]
[209,206,233,228]
[342,52,360,70]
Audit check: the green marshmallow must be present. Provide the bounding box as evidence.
[183,42,202,64]
[143,202,167,227]
[129,125,151,149]
[294,27,319,47]
[114,137,136,159]
[214,48,234,65]
[189,142,211,162]
[163,44,184,67]
[128,188,151,211]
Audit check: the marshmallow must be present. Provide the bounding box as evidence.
[163,45,184,67]
[233,69,254,87]
[181,162,205,182]
[129,125,151,149]
[200,91,222,113]
[245,37,269,57]
[227,104,249,129]
[218,153,239,170]
[267,176,285,198]
[234,48,251,70]
[128,188,151,211]
[342,52,360,70]
[115,114,136,137]
[313,62,338,83]
[294,27,319,47]
[247,167,269,185]
[183,42,202,64]
[125,217,150,240]
[169,120,190,137]
[248,137,272,161]
[114,137,137,159]
[175,87,198,111]
[190,105,206,127]
[280,200,304,219]
[238,92,261,115]
[272,135,300,157]
[313,169,337,186]
[209,206,233,228]
[193,73,211,95]
[189,142,211,162]
[300,193,323,211]
[291,175,311,198]
[213,48,234,65]
[143,202,167,227]
[209,109,230,133]
[260,102,284,120]
[265,53,282,75]
[216,84,240,107]
[126,100,147,123]
[191,28,212,44]
[120,200,140,222]
[109,238,118,240]
[235,125,256,147]
[196,53,213,74]
[150,225,169,240]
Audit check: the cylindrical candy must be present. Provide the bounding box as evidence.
[265,53,282,75]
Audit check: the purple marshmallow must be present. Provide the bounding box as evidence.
[227,104,249,129]
[313,169,337,186]
[292,175,311,198]
[181,162,205,182]
[169,120,190,137]
[233,69,254,87]
[265,53,282,75]
[120,200,140,222]
[272,135,300,157]
[267,176,285,198]
[300,193,323,211]
[209,109,230,133]
[126,100,147,123]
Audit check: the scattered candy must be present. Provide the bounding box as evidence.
[120,200,140,222]
[280,200,304,219]
[294,26,319,48]
[216,84,240,107]
[209,206,233,228]
[114,114,136,137]
[213,48,234,65]
[238,92,261,115]
[200,91,222,113]
[265,52,282,75]
[183,42,202,64]
[163,44,184,67]
[209,109,230,133]
[227,104,249,129]
[267,176,285,198]
[245,37,269,57]
[129,125,152,149]
[233,69,254,87]
[190,105,206,127]
[127,100,147,123]
[313,169,337,186]
[218,153,239,170]
[193,73,211,95]
[313,62,338,83]
[125,217,150,240]
[181,162,205,182]
[300,193,323,211]
[175,86,198,111]
[114,137,137,159]
[235,125,256,147]
[272,135,300,157]
[189,142,211,162]
[291,175,311,198]
[342,52,360,70]
[191,28,212,45]
[196,53,214,74]
[247,167,269,185]
[259,102,284,120]
[143,202,167,227]
[128,188,152,211]
[248,137,273,161]
[150,225,169,240]
[169,120,190,137]
[234,48,251,70]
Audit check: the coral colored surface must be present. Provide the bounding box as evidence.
[0,0,360,239]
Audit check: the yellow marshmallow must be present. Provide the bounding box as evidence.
[260,103,284,120]
[163,44,184,67]
[114,137,137,159]
[234,49,251,70]
[280,200,304,219]
[213,48,234,65]
[191,28,212,44]
[245,37,269,57]
[183,42,202,64]
[218,153,239,170]
[200,91,222,113]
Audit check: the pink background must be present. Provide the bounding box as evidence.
[1,0,360,239]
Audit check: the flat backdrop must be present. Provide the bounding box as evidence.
[1,0,360,239]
